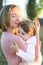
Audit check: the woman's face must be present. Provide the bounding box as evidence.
[9,7,22,28]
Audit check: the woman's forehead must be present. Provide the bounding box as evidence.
[9,7,21,14]
[8,7,22,19]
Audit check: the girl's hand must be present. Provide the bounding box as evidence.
[34,19,40,33]
[9,42,19,52]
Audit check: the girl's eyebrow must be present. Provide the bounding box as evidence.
[21,32,25,35]
[18,30,20,33]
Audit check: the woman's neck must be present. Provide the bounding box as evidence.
[7,27,14,34]
[8,27,18,34]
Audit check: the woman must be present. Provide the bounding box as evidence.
[0,5,42,65]
[1,5,26,65]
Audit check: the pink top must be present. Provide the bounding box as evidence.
[1,32,42,65]
[1,32,23,65]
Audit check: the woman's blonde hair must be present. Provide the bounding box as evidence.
[0,5,20,31]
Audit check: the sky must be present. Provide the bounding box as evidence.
[3,0,43,18]
[36,0,40,4]
[38,10,43,18]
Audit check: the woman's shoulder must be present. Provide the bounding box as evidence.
[1,31,25,45]
[1,32,21,46]
[2,31,20,39]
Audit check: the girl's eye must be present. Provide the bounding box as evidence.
[18,31,20,33]
[22,33,25,35]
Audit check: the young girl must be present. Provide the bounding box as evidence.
[14,20,37,65]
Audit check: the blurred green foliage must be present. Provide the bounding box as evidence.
[0,30,7,65]
[26,0,43,20]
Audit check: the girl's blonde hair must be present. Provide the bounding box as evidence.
[19,20,36,35]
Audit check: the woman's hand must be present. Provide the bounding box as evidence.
[9,42,19,52]
[19,62,28,65]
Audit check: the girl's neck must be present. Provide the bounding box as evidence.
[27,34,33,39]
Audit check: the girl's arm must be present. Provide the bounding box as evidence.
[34,19,41,61]
[34,19,40,44]
[16,48,34,62]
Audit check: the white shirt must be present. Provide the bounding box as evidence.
[16,36,36,62]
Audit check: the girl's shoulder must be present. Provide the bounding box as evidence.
[26,35,36,45]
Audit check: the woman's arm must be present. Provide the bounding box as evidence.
[9,42,34,62]
[9,36,34,62]
[8,35,27,54]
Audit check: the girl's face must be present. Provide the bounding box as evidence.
[9,7,22,28]
[18,26,27,35]
[18,26,34,39]
[18,27,30,40]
